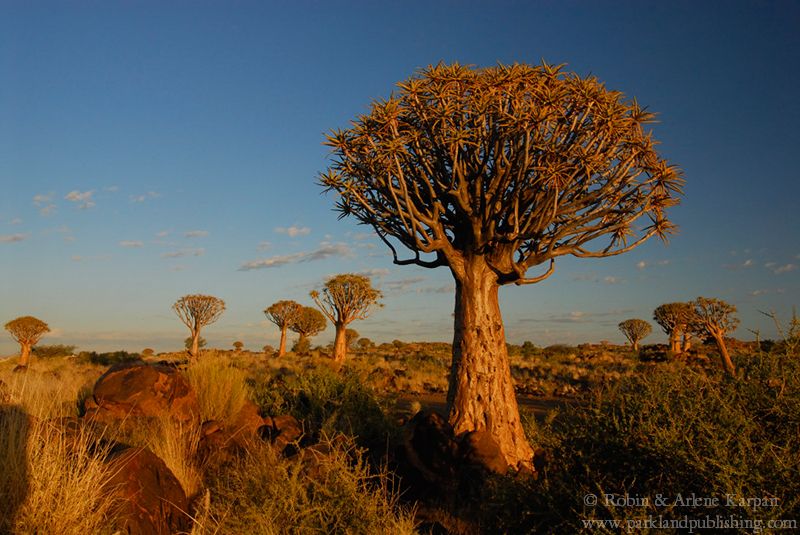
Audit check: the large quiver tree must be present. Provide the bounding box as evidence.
[653,302,694,353]
[310,274,382,362]
[173,294,225,359]
[618,318,652,351]
[288,306,327,355]
[320,62,683,471]
[4,316,50,369]
[265,300,303,357]
[689,297,739,376]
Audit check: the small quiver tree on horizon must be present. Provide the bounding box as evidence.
[310,274,382,363]
[264,300,303,357]
[173,294,225,359]
[618,318,652,352]
[320,62,683,471]
[689,297,739,376]
[653,302,694,353]
[288,306,326,356]
[4,316,50,369]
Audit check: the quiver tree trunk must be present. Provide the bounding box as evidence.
[712,332,736,376]
[190,332,200,359]
[447,257,534,471]
[632,341,640,352]
[669,329,682,353]
[278,328,288,357]
[332,324,347,363]
[18,343,31,367]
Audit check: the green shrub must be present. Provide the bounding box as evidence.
[77,350,141,366]
[31,345,76,359]
[480,354,800,533]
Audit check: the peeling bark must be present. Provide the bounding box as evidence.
[447,257,534,471]
[332,325,348,362]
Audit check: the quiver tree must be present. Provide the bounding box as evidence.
[653,302,694,353]
[690,297,739,376]
[4,316,50,368]
[320,62,683,471]
[310,274,382,362]
[288,306,326,355]
[264,300,303,357]
[618,318,652,351]
[173,294,225,358]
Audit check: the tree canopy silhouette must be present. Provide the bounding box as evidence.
[320,62,683,471]
[289,306,327,355]
[690,297,739,376]
[265,300,303,357]
[618,318,652,351]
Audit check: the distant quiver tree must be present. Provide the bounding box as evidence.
[4,316,50,369]
[173,294,225,358]
[289,306,327,355]
[653,302,694,353]
[264,300,303,357]
[690,297,739,376]
[311,274,382,362]
[320,62,684,471]
[618,319,652,351]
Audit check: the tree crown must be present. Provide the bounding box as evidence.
[321,62,683,285]
[264,300,303,329]
[653,302,694,335]
[690,297,739,336]
[289,306,327,338]
[4,316,50,345]
[173,294,225,330]
[310,274,382,326]
[618,318,652,341]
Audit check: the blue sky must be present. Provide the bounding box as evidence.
[1,1,798,354]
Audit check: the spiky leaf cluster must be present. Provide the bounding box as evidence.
[264,300,303,329]
[321,62,683,284]
[173,294,226,330]
[690,297,739,338]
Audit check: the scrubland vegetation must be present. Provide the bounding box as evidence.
[1,321,798,533]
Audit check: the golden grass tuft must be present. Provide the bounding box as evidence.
[184,353,250,423]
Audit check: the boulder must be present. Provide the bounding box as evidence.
[459,429,508,475]
[401,409,461,485]
[104,446,191,535]
[261,414,304,455]
[83,362,199,424]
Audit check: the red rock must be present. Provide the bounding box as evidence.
[104,446,191,535]
[84,362,199,424]
[261,414,304,454]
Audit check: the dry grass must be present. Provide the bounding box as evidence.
[0,377,119,534]
[149,416,203,499]
[184,352,250,422]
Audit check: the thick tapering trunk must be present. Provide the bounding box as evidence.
[190,331,200,359]
[448,257,534,472]
[18,344,31,367]
[278,327,288,357]
[632,340,640,352]
[669,330,681,353]
[332,324,347,362]
[712,333,736,376]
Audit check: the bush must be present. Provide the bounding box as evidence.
[480,354,800,532]
[196,436,415,534]
[184,356,250,422]
[31,345,76,359]
[78,350,141,366]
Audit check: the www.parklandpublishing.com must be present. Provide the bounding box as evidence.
[581,515,797,533]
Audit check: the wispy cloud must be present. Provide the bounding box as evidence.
[184,230,209,238]
[119,240,144,248]
[239,242,351,271]
[64,190,95,209]
[257,241,271,251]
[0,233,28,243]
[9,218,22,225]
[156,230,170,238]
[383,277,426,292]
[636,259,670,270]
[275,225,311,238]
[356,268,390,278]
[416,284,454,294]
[521,309,634,326]
[572,273,624,285]
[130,191,160,203]
[724,258,754,270]
[161,248,205,258]
[33,193,56,216]
[104,185,119,192]
[766,263,797,275]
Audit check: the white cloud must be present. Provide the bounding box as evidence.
[9,218,22,225]
[184,230,209,238]
[239,242,352,271]
[0,233,28,243]
[770,263,797,275]
[130,191,160,203]
[275,225,311,238]
[750,289,768,296]
[636,261,647,270]
[39,204,56,216]
[356,268,390,278]
[33,193,56,216]
[64,190,95,209]
[383,277,426,292]
[119,240,144,248]
[603,276,621,285]
[742,259,753,267]
[161,248,205,258]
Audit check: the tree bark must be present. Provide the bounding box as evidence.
[633,340,639,352]
[332,324,347,362]
[447,256,534,471]
[712,333,736,376]
[19,343,31,367]
[190,331,200,359]
[278,327,287,357]
[669,329,681,353]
